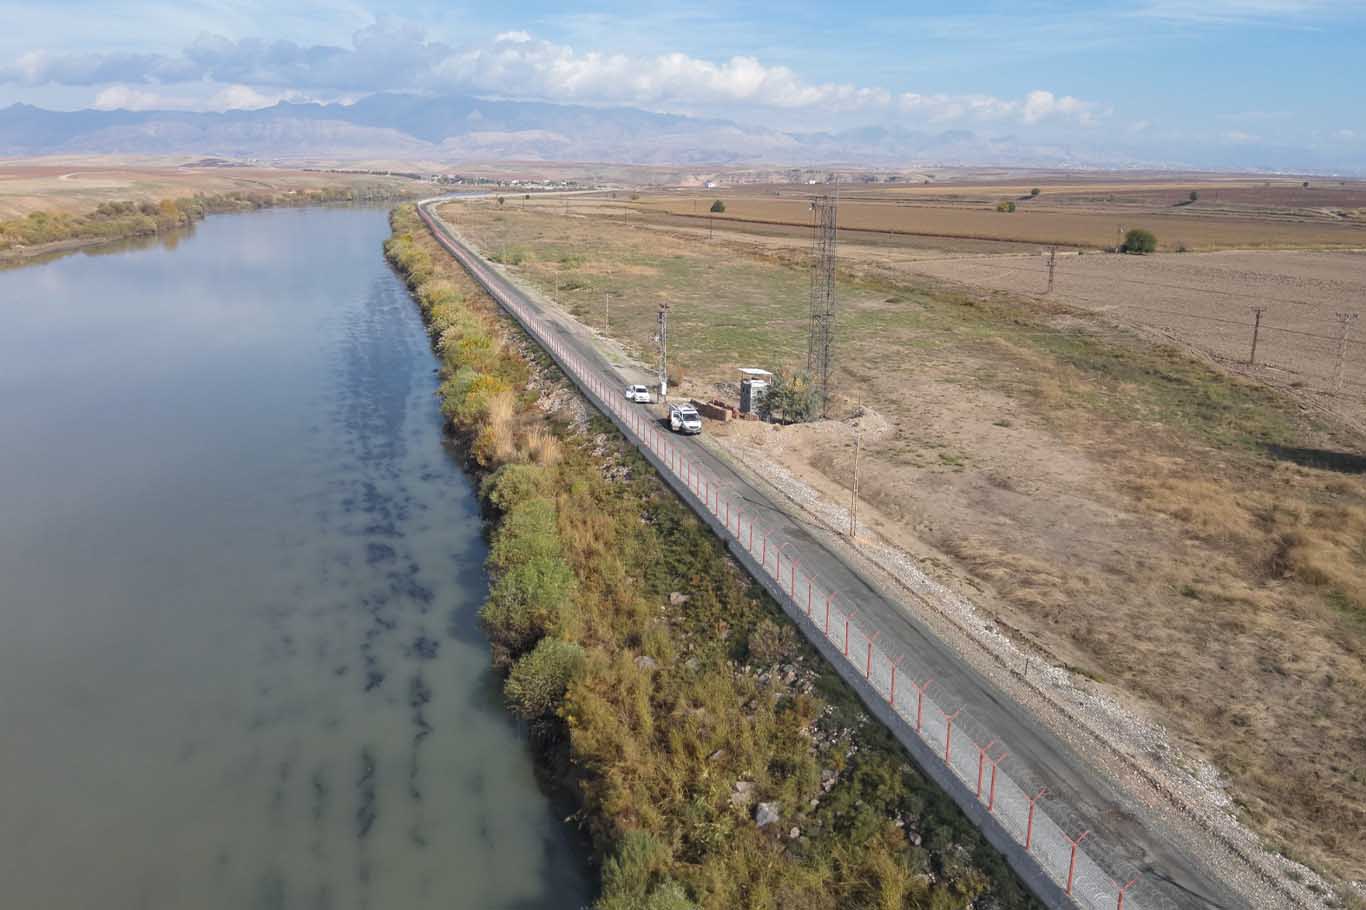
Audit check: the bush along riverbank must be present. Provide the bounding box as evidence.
[0,185,421,259]
[385,203,1041,910]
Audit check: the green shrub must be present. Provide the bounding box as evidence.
[709,199,725,213]
[483,462,553,513]
[597,831,673,909]
[446,372,512,425]
[487,497,562,572]
[480,555,576,655]
[760,368,819,424]
[1122,228,1157,254]
[505,637,585,719]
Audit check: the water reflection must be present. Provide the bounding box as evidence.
[0,207,589,910]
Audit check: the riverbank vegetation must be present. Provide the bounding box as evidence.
[385,203,1039,910]
[0,185,418,256]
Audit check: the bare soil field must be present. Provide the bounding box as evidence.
[439,195,1366,894]
[0,156,422,219]
[631,174,1366,253]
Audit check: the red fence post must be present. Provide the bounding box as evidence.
[888,655,905,705]
[987,752,1007,812]
[1025,788,1047,851]
[843,617,851,656]
[824,593,832,636]
[1064,830,1091,895]
[913,678,932,733]
[806,577,813,615]
[976,740,998,799]
[866,631,879,678]
[943,709,961,764]
[1115,877,1138,910]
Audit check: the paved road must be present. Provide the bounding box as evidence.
[416,199,1251,910]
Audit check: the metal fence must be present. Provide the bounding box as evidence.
[420,205,1190,910]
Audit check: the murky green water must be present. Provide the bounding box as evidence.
[0,208,590,909]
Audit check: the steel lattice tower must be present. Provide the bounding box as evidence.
[807,193,838,416]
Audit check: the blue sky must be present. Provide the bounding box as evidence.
[2,0,1363,169]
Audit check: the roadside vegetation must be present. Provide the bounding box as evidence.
[439,197,1366,893]
[0,186,414,255]
[384,204,1040,910]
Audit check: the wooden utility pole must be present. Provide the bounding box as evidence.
[1248,306,1265,364]
[1046,246,1057,293]
[604,291,611,335]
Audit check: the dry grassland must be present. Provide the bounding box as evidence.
[439,195,1366,889]
[0,157,420,219]
[893,249,1366,427]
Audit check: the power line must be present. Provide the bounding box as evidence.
[930,258,1366,347]
[929,254,1365,313]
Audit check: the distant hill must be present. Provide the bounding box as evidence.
[0,94,1127,167]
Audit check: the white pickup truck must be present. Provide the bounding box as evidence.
[624,383,651,403]
[669,403,702,435]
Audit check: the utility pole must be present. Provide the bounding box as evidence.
[1333,312,1359,394]
[656,300,670,399]
[1248,306,1265,365]
[604,290,611,335]
[1046,246,1057,293]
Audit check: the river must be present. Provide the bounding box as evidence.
[0,207,590,909]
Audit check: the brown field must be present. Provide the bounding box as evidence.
[0,156,424,219]
[632,178,1366,252]
[438,193,1366,891]
[897,249,1366,427]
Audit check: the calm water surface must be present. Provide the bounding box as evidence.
[0,208,590,909]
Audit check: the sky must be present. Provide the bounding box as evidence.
[1,0,1363,170]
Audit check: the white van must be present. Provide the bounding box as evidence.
[624,383,651,403]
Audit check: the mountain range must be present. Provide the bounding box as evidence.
[0,93,1111,168]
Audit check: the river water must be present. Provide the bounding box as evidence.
[0,208,590,909]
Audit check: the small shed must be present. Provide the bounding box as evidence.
[738,368,774,414]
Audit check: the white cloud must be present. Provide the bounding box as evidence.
[434,34,893,112]
[92,82,303,111]
[6,25,1104,129]
[897,88,1102,125]
[93,84,177,111]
